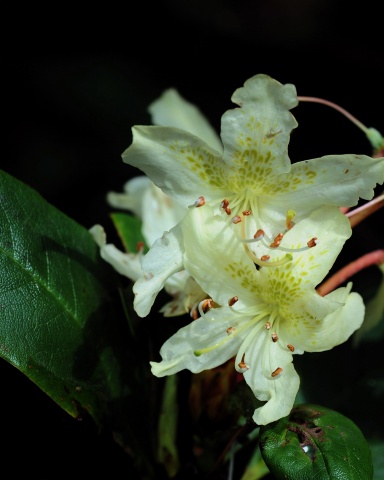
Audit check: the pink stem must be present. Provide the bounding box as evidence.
[297,96,369,133]
[317,249,384,296]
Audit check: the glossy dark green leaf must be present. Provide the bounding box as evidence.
[259,404,373,480]
[0,169,123,424]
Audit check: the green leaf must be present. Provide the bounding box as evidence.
[0,169,122,425]
[240,443,270,480]
[157,374,180,478]
[259,404,373,480]
[109,212,147,253]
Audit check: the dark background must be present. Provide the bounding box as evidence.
[3,1,384,477]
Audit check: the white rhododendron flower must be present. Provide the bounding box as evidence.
[150,205,365,425]
[124,74,384,317]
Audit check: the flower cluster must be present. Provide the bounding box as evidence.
[99,74,384,425]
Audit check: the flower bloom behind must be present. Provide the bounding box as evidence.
[151,205,365,425]
[90,88,220,315]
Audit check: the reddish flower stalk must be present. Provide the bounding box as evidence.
[297,95,384,152]
[317,249,384,296]
[345,193,384,228]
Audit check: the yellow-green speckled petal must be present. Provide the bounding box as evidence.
[258,154,384,222]
[122,126,231,207]
[220,74,298,193]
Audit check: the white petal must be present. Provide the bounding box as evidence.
[89,224,142,281]
[106,176,151,217]
[151,305,250,376]
[89,224,107,247]
[298,283,365,352]
[141,182,186,246]
[99,244,142,281]
[148,88,223,153]
[133,223,184,317]
[243,327,300,425]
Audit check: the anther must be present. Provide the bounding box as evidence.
[238,361,250,371]
[271,332,278,342]
[136,241,145,252]
[242,210,252,216]
[190,308,199,320]
[270,233,284,248]
[226,326,235,334]
[232,216,242,224]
[271,367,283,377]
[238,353,250,371]
[287,344,295,352]
[261,255,270,261]
[221,199,229,209]
[228,296,239,306]
[286,210,296,230]
[225,207,231,215]
[307,237,318,248]
[264,322,271,330]
[254,229,265,240]
[194,196,205,207]
[201,298,213,312]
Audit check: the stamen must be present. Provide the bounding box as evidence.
[232,215,242,224]
[190,308,199,320]
[286,210,296,230]
[287,344,295,352]
[198,298,213,317]
[242,231,317,254]
[271,367,283,377]
[225,207,231,215]
[239,210,293,267]
[264,322,271,330]
[136,241,145,252]
[195,310,269,357]
[261,255,270,261]
[242,210,252,216]
[307,237,318,248]
[271,332,278,342]
[193,196,205,207]
[245,246,293,268]
[238,360,250,372]
[237,353,249,373]
[189,300,201,320]
[228,296,239,306]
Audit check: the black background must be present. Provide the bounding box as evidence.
[3,1,384,477]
